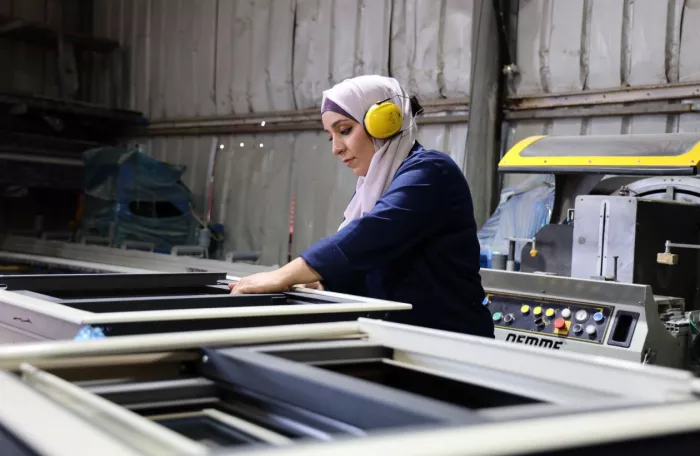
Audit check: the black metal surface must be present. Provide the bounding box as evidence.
[321,361,539,409]
[520,224,574,275]
[0,92,142,121]
[0,424,39,456]
[200,348,486,431]
[519,134,700,158]
[86,378,218,406]
[156,415,261,447]
[262,343,392,365]
[551,174,603,224]
[0,159,83,189]
[634,200,700,311]
[217,388,365,438]
[0,260,82,276]
[61,294,288,312]
[0,15,119,53]
[607,311,639,349]
[531,430,700,455]
[0,272,227,292]
[88,378,366,439]
[101,311,394,337]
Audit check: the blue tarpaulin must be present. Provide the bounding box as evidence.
[478,175,555,267]
[81,147,196,249]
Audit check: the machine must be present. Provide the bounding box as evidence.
[482,269,687,367]
[0,236,409,343]
[0,318,699,455]
[488,133,700,370]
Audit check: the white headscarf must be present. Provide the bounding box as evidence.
[322,75,418,231]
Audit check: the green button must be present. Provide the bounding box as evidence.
[492,312,502,322]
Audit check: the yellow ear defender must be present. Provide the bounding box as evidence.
[363,99,404,140]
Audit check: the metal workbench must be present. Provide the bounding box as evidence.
[0,318,698,455]
[0,237,410,343]
[0,270,409,343]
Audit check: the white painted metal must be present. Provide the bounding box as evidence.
[0,321,362,369]
[0,289,90,324]
[225,401,700,456]
[357,318,695,402]
[0,236,273,276]
[0,371,144,456]
[81,302,410,325]
[0,251,152,274]
[0,238,410,341]
[20,363,208,456]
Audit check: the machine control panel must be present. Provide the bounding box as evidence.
[485,293,614,344]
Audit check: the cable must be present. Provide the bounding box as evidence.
[690,320,700,334]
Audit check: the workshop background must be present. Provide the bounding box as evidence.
[2,0,700,267]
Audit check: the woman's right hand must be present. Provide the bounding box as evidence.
[300,281,325,291]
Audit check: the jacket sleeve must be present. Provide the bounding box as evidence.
[300,161,447,286]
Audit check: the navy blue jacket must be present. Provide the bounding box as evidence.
[300,142,493,338]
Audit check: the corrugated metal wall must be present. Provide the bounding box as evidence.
[505,0,700,187]
[0,0,82,97]
[93,0,473,266]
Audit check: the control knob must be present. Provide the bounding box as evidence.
[534,317,545,328]
[504,314,515,324]
[585,325,597,337]
[572,324,583,334]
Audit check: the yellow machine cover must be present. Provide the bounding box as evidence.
[498,133,700,175]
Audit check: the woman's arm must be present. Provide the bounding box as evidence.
[229,257,322,294]
[299,160,448,286]
[230,159,447,295]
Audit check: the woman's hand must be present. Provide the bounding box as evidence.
[228,258,322,295]
[228,271,289,295]
[300,281,325,291]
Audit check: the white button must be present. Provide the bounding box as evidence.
[561,308,572,319]
[585,325,596,336]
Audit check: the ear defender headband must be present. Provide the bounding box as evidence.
[363,94,424,140]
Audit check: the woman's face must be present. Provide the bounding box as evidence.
[322,111,376,177]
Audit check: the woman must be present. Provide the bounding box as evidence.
[230,75,493,338]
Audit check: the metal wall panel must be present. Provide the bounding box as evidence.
[0,0,81,97]
[93,0,473,265]
[504,0,700,189]
[94,0,472,116]
[141,134,294,267]
[515,0,687,95]
[137,122,465,265]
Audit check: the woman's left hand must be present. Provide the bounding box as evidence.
[229,271,289,295]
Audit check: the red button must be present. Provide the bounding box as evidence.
[554,317,566,330]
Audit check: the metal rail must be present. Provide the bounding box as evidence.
[19,364,208,456]
[0,272,227,292]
